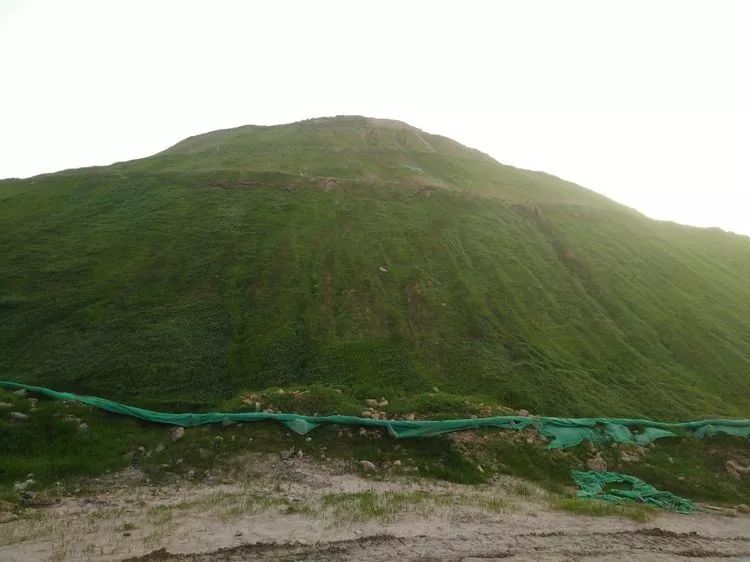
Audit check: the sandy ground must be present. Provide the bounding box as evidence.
[1,453,748,561]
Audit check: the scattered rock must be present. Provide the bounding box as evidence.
[10,411,28,421]
[586,454,607,472]
[404,414,415,421]
[280,448,295,461]
[305,437,312,442]
[379,266,388,273]
[234,531,243,537]
[432,387,440,393]
[736,504,750,514]
[365,399,379,407]
[393,460,402,467]
[370,413,380,420]
[726,459,750,480]
[620,447,646,464]
[13,479,35,491]
[477,465,484,473]
[170,427,185,442]
[359,460,376,472]
[360,411,372,418]
[378,398,389,407]
[517,409,530,417]
[155,443,166,453]
[296,450,304,459]
[13,389,27,397]
[78,422,89,432]
[27,398,38,407]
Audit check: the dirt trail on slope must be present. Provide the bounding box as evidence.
[1,453,748,561]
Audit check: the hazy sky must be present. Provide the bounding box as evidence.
[2,0,749,235]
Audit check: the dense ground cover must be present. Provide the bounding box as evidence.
[1,116,749,418]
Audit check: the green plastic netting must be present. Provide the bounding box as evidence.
[571,470,695,513]
[1,380,749,449]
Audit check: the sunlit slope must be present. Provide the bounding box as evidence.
[1,116,748,417]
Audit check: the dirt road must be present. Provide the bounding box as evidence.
[2,453,748,561]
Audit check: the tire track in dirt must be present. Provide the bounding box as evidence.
[129,527,750,561]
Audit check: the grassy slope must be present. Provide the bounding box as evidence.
[1,116,749,418]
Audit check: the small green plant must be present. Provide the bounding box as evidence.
[551,497,655,522]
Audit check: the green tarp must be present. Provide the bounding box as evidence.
[572,470,695,513]
[2,380,749,449]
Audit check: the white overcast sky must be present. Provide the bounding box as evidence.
[1,0,749,235]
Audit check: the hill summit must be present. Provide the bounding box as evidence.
[1,116,749,417]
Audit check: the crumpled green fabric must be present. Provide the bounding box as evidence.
[1,380,748,449]
[571,470,695,513]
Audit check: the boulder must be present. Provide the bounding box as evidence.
[13,389,27,397]
[517,409,530,417]
[170,427,185,442]
[586,454,607,472]
[359,460,376,472]
[365,399,379,407]
[10,411,28,421]
[725,459,750,480]
[620,447,646,464]
[13,479,35,492]
[0,402,12,409]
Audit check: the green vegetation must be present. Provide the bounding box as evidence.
[552,497,655,522]
[2,390,748,508]
[322,490,506,523]
[1,116,749,420]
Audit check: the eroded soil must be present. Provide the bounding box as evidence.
[2,453,748,561]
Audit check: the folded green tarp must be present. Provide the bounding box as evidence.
[2,380,749,449]
[572,470,695,513]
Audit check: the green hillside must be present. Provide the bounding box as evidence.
[1,116,749,418]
